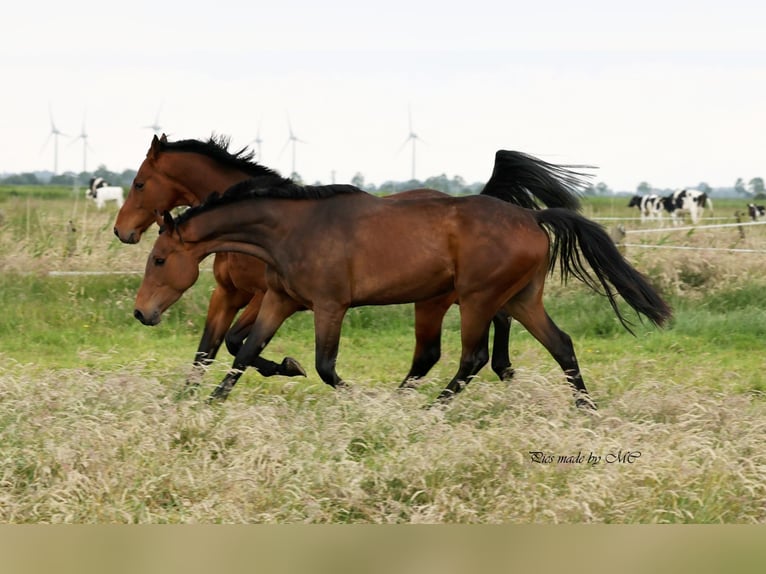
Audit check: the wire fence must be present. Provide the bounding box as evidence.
[611,218,766,254]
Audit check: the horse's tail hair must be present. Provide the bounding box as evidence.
[480,150,592,211]
[534,208,672,332]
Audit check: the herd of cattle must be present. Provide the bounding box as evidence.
[629,188,766,224]
[627,188,713,224]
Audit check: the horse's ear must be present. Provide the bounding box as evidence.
[162,210,175,232]
[152,209,165,229]
[148,134,162,159]
[160,133,168,143]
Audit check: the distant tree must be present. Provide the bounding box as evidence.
[49,173,75,186]
[636,181,652,194]
[748,177,764,196]
[1,172,41,185]
[351,172,366,189]
[595,182,612,195]
[696,182,712,195]
[423,174,450,193]
[117,169,137,188]
[92,164,112,181]
[734,177,748,195]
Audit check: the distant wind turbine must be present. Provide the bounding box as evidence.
[144,102,163,135]
[280,114,306,176]
[41,105,67,174]
[249,119,264,159]
[399,106,424,180]
[71,111,93,173]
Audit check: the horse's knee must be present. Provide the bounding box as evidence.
[224,330,246,356]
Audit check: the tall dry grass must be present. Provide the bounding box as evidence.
[1,361,764,523]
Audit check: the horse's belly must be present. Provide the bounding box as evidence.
[348,264,453,305]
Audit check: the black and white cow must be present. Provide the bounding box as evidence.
[628,194,662,222]
[87,177,124,209]
[659,188,712,225]
[747,203,766,221]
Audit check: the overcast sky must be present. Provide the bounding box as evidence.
[2,1,765,191]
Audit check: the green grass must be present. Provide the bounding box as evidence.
[1,194,766,523]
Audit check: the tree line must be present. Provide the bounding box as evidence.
[3,166,765,200]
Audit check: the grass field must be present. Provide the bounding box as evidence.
[1,190,765,523]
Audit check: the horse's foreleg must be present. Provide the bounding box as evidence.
[400,293,456,388]
[225,293,307,378]
[313,306,349,389]
[506,297,595,410]
[208,291,302,402]
[490,311,515,381]
[188,284,251,386]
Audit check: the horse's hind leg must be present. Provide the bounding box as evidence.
[490,311,515,381]
[435,305,493,403]
[506,297,595,409]
[400,294,456,388]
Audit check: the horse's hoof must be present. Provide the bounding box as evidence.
[398,378,420,390]
[575,396,597,411]
[176,384,200,401]
[206,386,231,404]
[500,367,515,382]
[434,389,455,404]
[281,357,307,377]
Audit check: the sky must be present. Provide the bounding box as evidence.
[2,1,766,192]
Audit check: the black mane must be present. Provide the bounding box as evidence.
[174,176,364,226]
[160,134,281,179]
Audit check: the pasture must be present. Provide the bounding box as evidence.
[1,189,765,523]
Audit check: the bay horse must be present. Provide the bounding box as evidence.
[115,135,588,385]
[133,178,671,407]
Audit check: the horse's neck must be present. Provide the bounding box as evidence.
[183,200,290,266]
[168,154,253,205]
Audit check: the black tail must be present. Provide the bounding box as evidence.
[480,150,592,211]
[534,208,672,332]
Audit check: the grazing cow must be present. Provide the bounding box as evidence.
[660,188,712,225]
[747,203,766,221]
[87,177,124,209]
[628,194,662,222]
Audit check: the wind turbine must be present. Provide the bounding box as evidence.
[280,114,306,176]
[71,111,93,173]
[42,105,67,174]
[249,118,264,159]
[144,102,163,135]
[399,106,424,180]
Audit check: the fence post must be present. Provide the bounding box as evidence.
[734,212,746,240]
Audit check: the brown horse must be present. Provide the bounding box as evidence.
[133,177,671,407]
[115,135,587,384]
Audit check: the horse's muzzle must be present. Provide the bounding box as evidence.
[114,227,139,244]
[134,308,159,326]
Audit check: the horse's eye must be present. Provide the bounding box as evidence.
[134,182,145,191]
[154,257,166,266]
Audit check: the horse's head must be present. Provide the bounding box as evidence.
[133,213,200,326]
[114,134,192,244]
